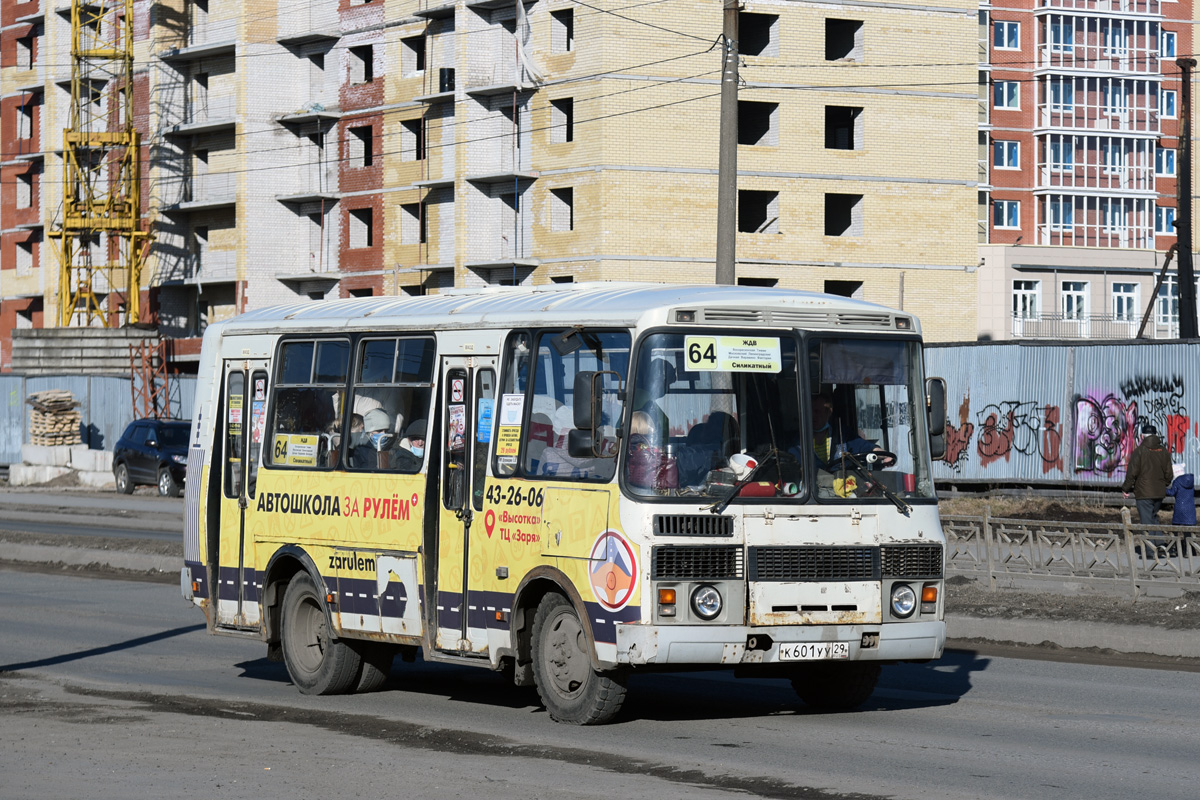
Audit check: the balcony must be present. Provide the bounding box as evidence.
[1011,312,1155,339]
[1037,0,1159,15]
[1038,77,1159,134]
[1038,16,1161,75]
[1036,134,1154,192]
[276,4,339,46]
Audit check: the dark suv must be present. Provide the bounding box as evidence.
[112,419,192,496]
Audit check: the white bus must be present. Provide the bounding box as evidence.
[181,283,948,724]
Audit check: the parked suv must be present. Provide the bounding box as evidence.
[112,419,191,496]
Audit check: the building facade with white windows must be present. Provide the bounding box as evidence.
[977,0,1193,341]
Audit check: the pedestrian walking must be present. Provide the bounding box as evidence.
[1122,424,1174,554]
[1166,463,1196,528]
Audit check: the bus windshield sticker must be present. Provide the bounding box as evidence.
[254,378,265,401]
[476,397,494,443]
[448,404,466,451]
[495,393,525,458]
[684,335,781,373]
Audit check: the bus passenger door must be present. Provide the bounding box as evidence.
[215,360,269,629]
[435,357,497,654]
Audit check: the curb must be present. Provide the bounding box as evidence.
[946,614,1200,659]
[1,543,179,575]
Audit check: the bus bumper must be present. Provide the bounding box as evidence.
[614,620,945,666]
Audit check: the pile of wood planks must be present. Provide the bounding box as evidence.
[27,390,82,446]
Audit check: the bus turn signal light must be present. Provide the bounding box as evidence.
[658,588,676,604]
[921,584,938,615]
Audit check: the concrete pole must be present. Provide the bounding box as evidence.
[714,1,739,286]
[1176,57,1197,338]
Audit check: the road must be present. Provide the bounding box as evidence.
[0,488,181,543]
[2,569,1198,800]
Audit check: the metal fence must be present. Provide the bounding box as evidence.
[944,510,1200,598]
[0,374,197,465]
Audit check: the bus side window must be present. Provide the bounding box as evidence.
[267,339,350,470]
[347,336,435,473]
[472,368,496,511]
[492,332,532,478]
[522,329,629,482]
[224,370,244,498]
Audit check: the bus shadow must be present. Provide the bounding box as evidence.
[234,648,988,722]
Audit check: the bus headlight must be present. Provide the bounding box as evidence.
[691,584,722,621]
[890,584,916,619]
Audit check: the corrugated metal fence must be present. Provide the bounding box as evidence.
[926,340,1197,487]
[0,375,197,465]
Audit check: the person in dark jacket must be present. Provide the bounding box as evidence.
[1166,467,1196,527]
[1122,424,1174,533]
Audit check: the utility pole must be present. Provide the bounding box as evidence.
[714,1,739,285]
[1177,57,1197,338]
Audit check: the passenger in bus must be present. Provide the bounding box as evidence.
[349,408,394,469]
[626,411,677,489]
[390,419,427,472]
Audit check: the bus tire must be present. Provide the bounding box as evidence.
[352,643,394,693]
[531,593,626,725]
[791,663,880,711]
[280,573,362,695]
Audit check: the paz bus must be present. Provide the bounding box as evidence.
[181,283,949,724]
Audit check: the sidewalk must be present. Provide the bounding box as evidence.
[3,532,1198,660]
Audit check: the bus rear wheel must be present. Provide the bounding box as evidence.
[791,663,880,711]
[281,573,362,695]
[531,593,626,725]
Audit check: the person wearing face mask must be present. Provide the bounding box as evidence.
[391,419,427,472]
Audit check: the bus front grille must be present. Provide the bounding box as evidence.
[880,544,943,578]
[749,546,879,582]
[652,545,744,580]
[653,514,734,537]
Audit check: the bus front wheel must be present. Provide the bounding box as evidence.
[531,593,626,725]
[791,663,880,711]
[281,573,362,695]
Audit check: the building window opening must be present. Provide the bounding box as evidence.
[740,13,779,57]
[349,208,374,248]
[550,98,574,143]
[551,9,574,53]
[350,45,374,84]
[401,118,425,161]
[402,36,426,75]
[824,193,862,236]
[550,187,574,232]
[824,280,862,298]
[739,190,779,234]
[826,19,864,61]
[349,125,373,167]
[738,101,778,146]
[825,106,862,150]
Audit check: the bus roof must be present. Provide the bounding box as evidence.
[216,282,919,336]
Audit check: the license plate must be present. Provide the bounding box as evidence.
[778,642,850,661]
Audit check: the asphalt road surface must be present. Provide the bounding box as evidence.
[2,569,1198,800]
[0,489,181,543]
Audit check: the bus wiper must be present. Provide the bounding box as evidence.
[708,448,778,515]
[836,452,911,514]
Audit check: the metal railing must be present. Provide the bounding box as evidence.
[944,509,1200,597]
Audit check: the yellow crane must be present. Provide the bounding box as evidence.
[48,0,147,328]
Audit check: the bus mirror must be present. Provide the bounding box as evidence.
[573,372,601,430]
[926,377,946,437]
[930,432,946,460]
[568,429,594,458]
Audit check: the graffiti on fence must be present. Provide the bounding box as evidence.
[975,401,1063,473]
[943,394,974,473]
[1074,393,1136,475]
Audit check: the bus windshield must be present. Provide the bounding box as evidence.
[624,332,935,504]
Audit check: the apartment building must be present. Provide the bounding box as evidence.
[2,0,979,372]
[977,0,1193,340]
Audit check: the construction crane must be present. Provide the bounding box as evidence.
[48,0,147,328]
